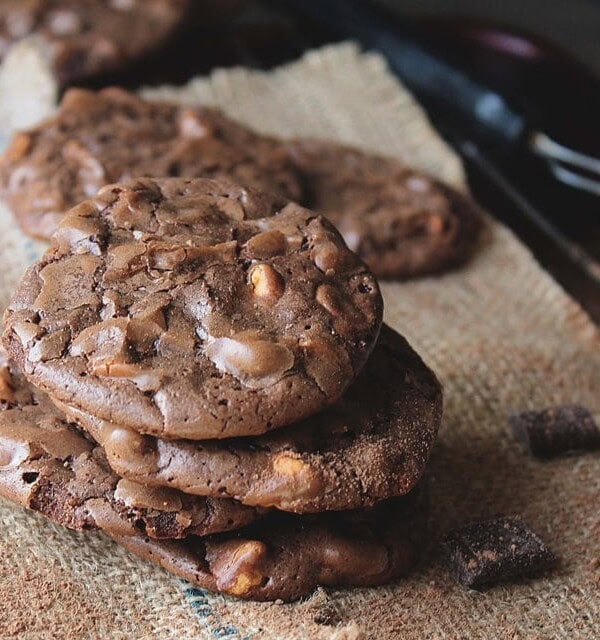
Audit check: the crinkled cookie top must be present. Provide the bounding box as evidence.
[3,177,382,440]
[0,87,302,239]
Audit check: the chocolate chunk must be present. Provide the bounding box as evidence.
[443,517,557,590]
[510,405,600,458]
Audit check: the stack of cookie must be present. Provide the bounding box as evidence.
[0,176,443,601]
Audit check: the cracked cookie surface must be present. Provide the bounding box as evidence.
[61,325,441,513]
[0,0,190,87]
[3,177,382,440]
[0,87,302,240]
[286,139,484,278]
[0,353,262,538]
[112,486,428,602]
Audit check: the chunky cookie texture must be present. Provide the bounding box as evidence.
[286,139,483,278]
[0,87,302,240]
[61,325,442,512]
[0,355,261,538]
[112,487,428,602]
[3,177,382,440]
[0,0,190,86]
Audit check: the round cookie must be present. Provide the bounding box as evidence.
[61,325,442,512]
[0,356,262,539]
[111,487,428,602]
[0,87,303,240]
[0,0,190,87]
[3,177,383,440]
[286,139,484,279]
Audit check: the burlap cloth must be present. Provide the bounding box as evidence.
[0,43,598,640]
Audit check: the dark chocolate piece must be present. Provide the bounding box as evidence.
[60,325,443,513]
[443,517,557,590]
[510,405,600,457]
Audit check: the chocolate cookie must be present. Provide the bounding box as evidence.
[0,87,302,239]
[0,1,190,86]
[3,177,382,440]
[286,139,483,278]
[60,325,442,512]
[111,487,428,602]
[0,355,262,539]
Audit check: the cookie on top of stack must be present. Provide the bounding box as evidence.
[0,176,443,601]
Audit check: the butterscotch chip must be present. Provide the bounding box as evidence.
[3,177,382,440]
[63,325,442,513]
[211,540,268,596]
[111,486,429,602]
[250,263,285,299]
[0,353,262,539]
[272,453,308,476]
[0,87,303,240]
[285,139,484,278]
[0,1,190,86]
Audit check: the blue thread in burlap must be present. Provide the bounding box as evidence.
[185,586,256,639]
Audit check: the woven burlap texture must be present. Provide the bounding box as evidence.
[0,43,598,640]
